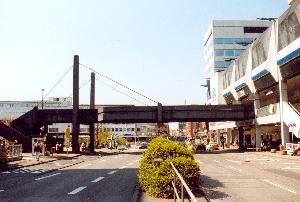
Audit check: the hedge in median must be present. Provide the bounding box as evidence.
[138,137,200,198]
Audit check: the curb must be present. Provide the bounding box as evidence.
[35,160,85,176]
[131,183,141,202]
[6,154,82,171]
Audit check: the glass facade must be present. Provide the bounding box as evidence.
[214,38,253,45]
[215,61,233,68]
[215,49,244,57]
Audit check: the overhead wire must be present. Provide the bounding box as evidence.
[36,65,73,108]
[95,78,148,106]
[79,63,159,104]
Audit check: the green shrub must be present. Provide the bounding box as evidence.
[138,137,200,198]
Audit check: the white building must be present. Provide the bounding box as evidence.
[203,0,300,149]
[203,20,272,105]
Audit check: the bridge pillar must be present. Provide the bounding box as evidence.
[72,55,80,153]
[157,102,162,123]
[89,72,95,153]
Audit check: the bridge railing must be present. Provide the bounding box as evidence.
[170,162,197,202]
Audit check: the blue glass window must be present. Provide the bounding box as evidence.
[214,38,223,44]
[223,38,233,44]
[215,61,225,68]
[225,61,232,67]
[234,38,243,44]
[215,50,224,56]
[225,50,234,56]
[243,38,253,44]
[235,50,243,56]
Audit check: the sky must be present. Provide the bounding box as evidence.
[0,0,288,107]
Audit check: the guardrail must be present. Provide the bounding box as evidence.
[6,144,22,157]
[170,162,197,202]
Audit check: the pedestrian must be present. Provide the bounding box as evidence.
[220,135,225,149]
[33,140,42,161]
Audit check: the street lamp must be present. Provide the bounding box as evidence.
[41,89,45,109]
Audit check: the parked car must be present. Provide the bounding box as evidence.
[206,142,219,151]
[139,142,148,149]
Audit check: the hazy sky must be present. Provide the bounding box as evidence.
[0,0,288,106]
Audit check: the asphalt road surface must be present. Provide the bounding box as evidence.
[0,151,142,202]
[196,151,300,202]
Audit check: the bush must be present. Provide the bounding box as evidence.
[138,137,200,198]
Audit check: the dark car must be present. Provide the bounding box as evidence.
[139,142,148,149]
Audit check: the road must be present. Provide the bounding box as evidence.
[0,150,142,202]
[195,151,300,202]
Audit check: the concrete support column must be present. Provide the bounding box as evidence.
[89,72,95,153]
[216,130,221,145]
[253,93,262,150]
[72,55,80,153]
[279,78,290,145]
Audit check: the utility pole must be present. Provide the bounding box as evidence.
[72,55,80,153]
[89,72,95,153]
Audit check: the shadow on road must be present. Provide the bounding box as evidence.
[199,174,230,200]
[196,149,245,155]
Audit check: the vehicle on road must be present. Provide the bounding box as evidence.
[206,142,219,151]
[139,142,148,149]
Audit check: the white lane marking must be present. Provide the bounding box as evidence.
[77,164,92,169]
[263,180,296,194]
[197,160,202,164]
[228,166,241,172]
[35,173,61,181]
[31,171,41,174]
[214,160,220,163]
[1,171,11,174]
[283,162,296,165]
[282,167,300,170]
[100,160,106,162]
[0,190,4,192]
[107,170,117,175]
[226,159,241,164]
[120,166,127,169]
[127,163,133,166]
[134,159,140,163]
[68,186,87,195]
[91,176,105,183]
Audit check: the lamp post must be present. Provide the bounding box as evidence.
[41,89,45,109]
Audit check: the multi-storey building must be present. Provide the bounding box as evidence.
[203,20,272,105]
[205,0,300,149]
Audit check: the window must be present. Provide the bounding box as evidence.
[137,128,141,132]
[223,38,233,44]
[215,61,232,68]
[215,50,224,56]
[131,128,135,131]
[235,50,243,56]
[115,128,118,132]
[49,128,59,133]
[225,50,234,56]
[112,128,114,132]
[119,128,122,132]
[244,26,268,33]
[214,38,224,44]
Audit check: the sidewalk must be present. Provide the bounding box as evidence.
[254,150,300,160]
[6,152,81,170]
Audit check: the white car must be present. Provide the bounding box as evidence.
[206,142,219,151]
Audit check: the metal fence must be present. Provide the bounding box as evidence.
[170,162,197,202]
[6,144,22,157]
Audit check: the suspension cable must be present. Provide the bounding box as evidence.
[36,65,73,108]
[96,78,148,106]
[79,63,159,104]
[44,65,73,98]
